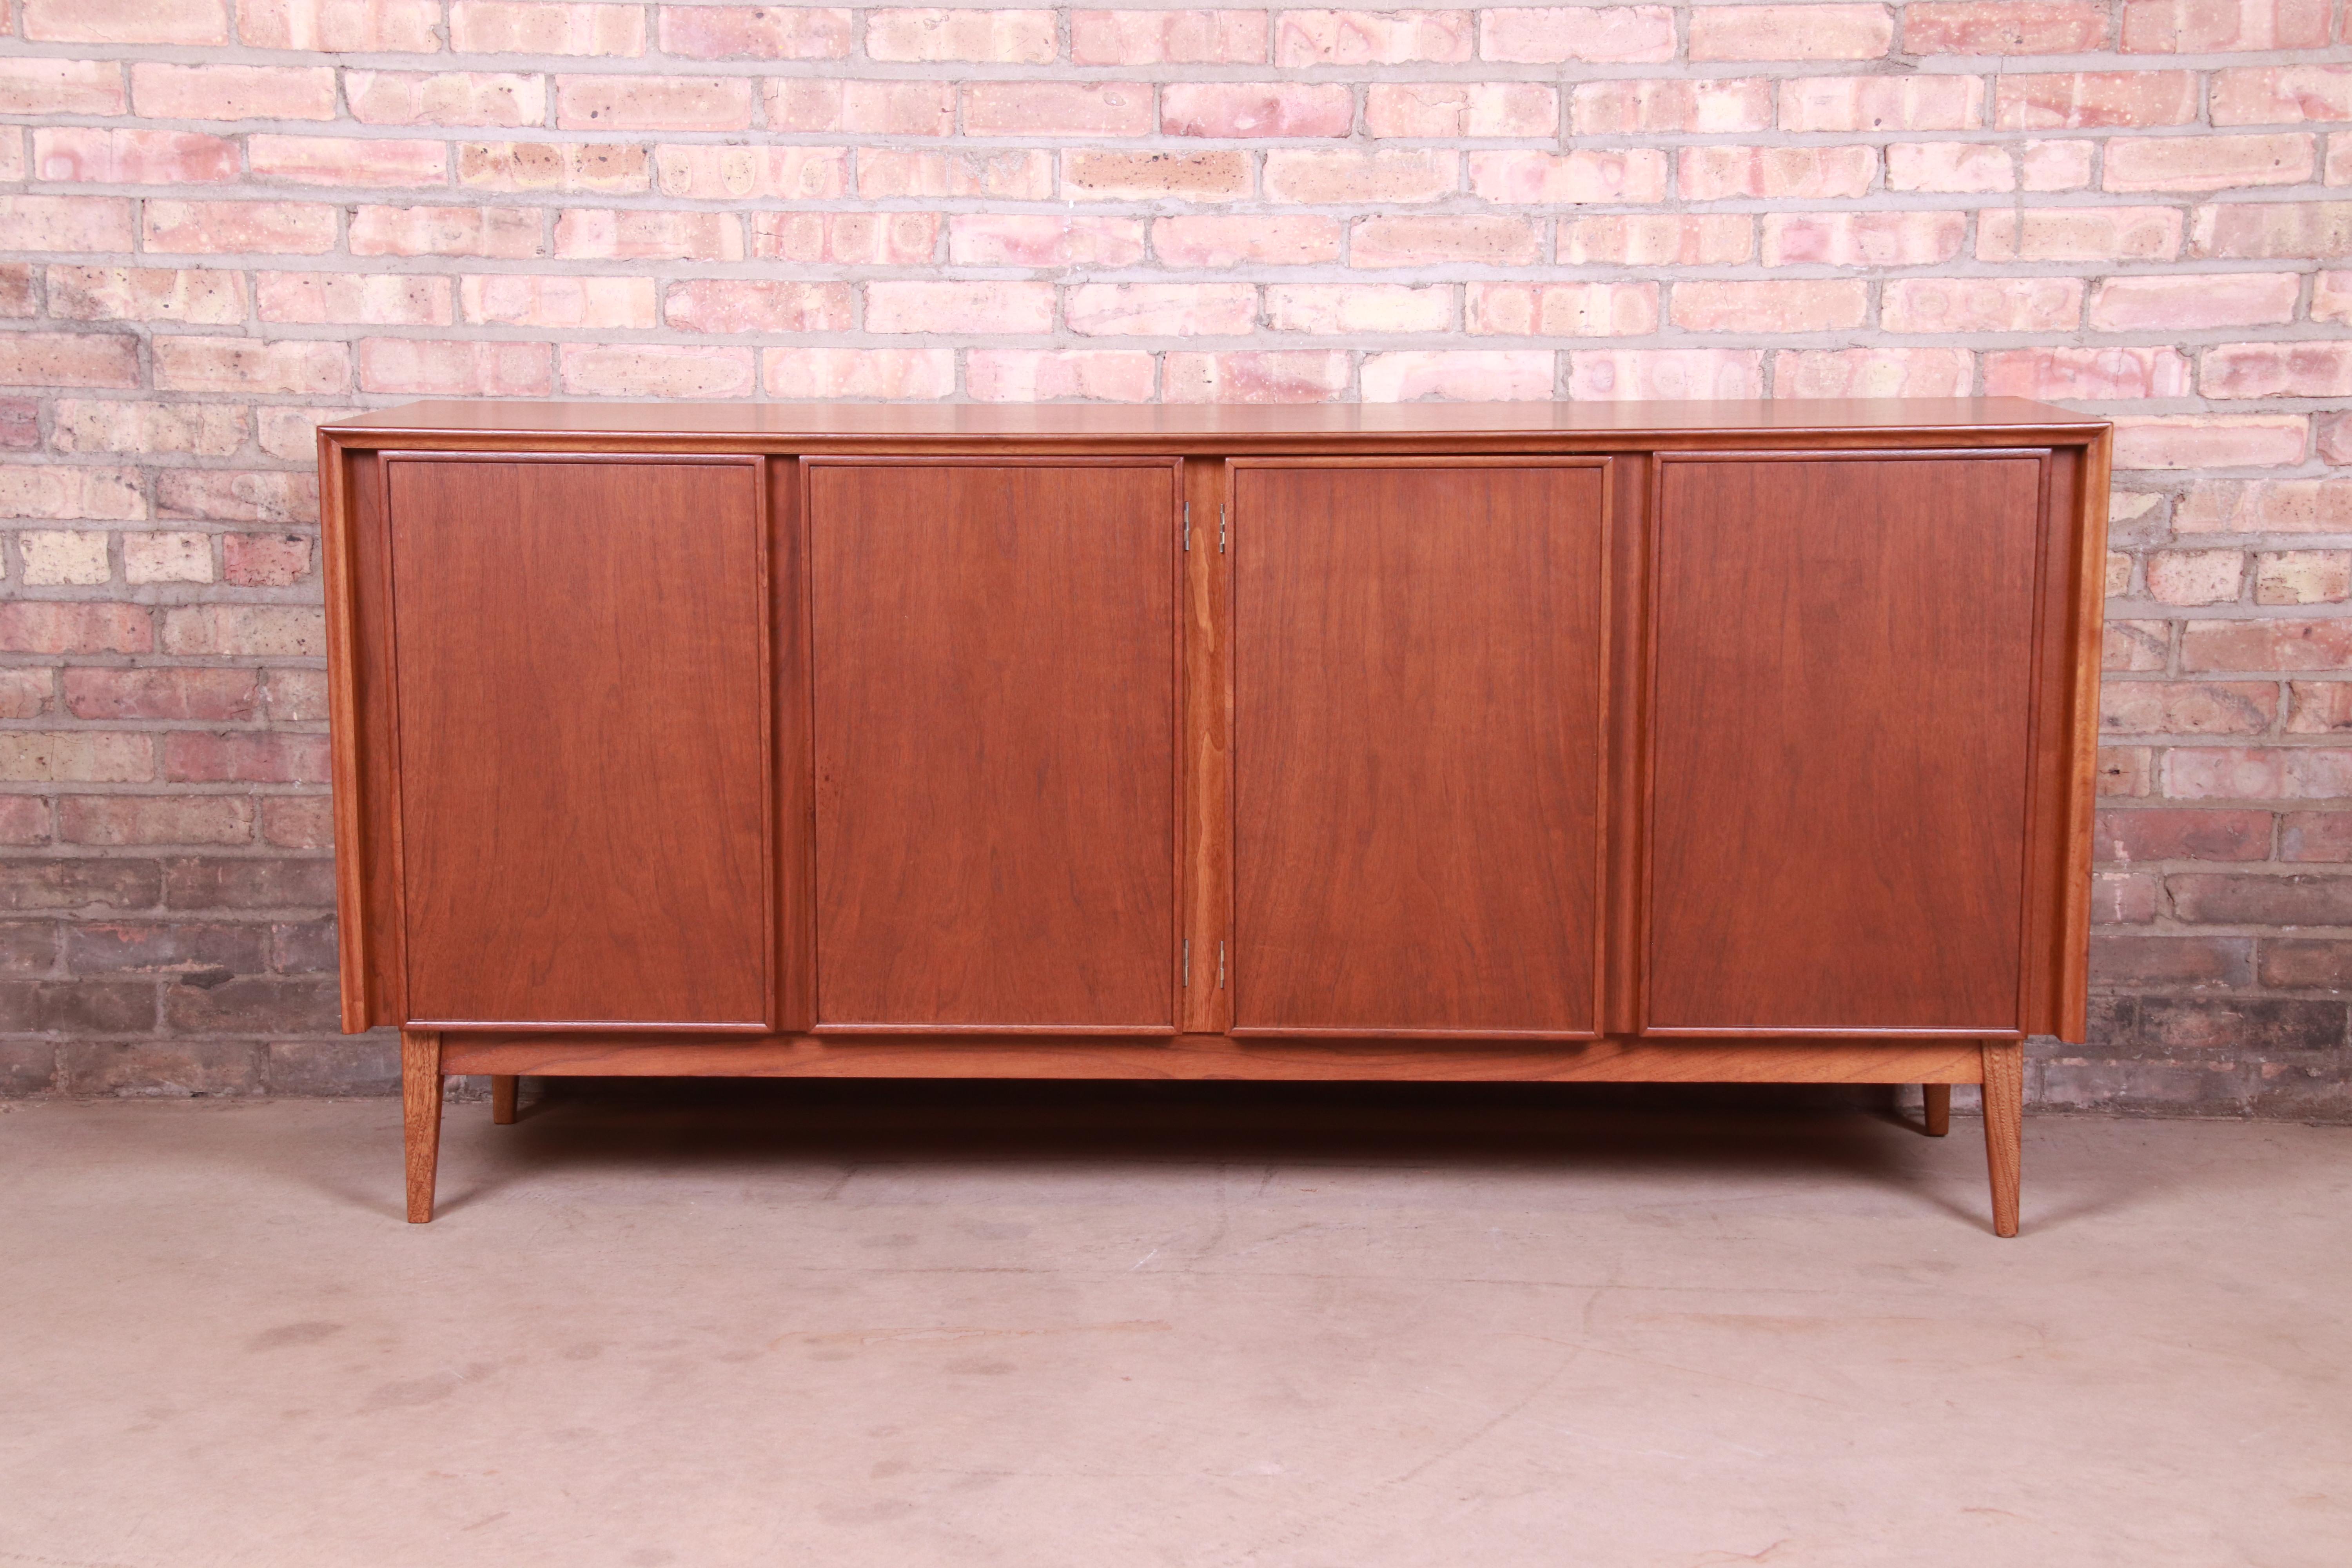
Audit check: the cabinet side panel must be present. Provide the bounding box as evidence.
[342,450,403,1028]
[388,458,772,1027]
[808,461,1180,1030]
[1231,462,1608,1036]
[1646,454,2045,1034]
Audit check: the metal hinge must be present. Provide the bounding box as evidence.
[1219,505,1227,554]
[1182,938,1191,987]
[1218,940,1226,989]
[1182,503,1191,553]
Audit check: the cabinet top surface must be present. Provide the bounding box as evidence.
[327,397,2106,448]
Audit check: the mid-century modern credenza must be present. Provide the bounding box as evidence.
[318,399,2111,1234]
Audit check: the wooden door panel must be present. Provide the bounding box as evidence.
[807,461,1180,1031]
[1230,460,1610,1037]
[387,456,771,1028]
[1644,452,2048,1035]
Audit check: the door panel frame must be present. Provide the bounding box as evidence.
[378,450,778,1032]
[1637,448,2057,1040]
[798,456,1188,1035]
[1223,456,1617,1040]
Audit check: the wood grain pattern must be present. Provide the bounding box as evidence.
[441,1033,1988,1085]
[1230,459,1610,1036]
[490,1074,517,1125]
[806,459,1182,1031]
[1922,1082,1952,1137]
[401,1028,440,1223]
[2058,430,2114,1042]
[1644,452,2049,1036]
[387,456,773,1028]
[320,436,369,1031]
[769,456,816,1033]
[1981,1040,2025,1236]
[1180,457,1231,1036]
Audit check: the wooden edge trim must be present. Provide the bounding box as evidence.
[2057,428,2113,1043]
[439,1035,1988,1085]
[318,433,369,1033]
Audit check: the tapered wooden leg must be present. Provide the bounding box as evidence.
[1980,1042,2024,1238]
[1922,1083,1951,1137]
[490,1074,518,1125]
[402,1029,443,1224]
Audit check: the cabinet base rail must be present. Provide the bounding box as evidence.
[400,1032,2026,1237]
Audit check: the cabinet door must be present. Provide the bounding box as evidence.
[1644,452,2048,1036]
[806,460,1180,1032]
[386,456,772,1029]
[1229,460,1611,1037]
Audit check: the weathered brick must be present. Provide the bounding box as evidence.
[1994,71,2199,129]
[1776,348,1975,397]
[2171,874,2352,925]
[1671,279,1868,334]
[0,671,53,720]
[968,82,1153,137]
[2100,678,2276,733]
[1063,150,1250,201]
[2210,65,2352,127]
[457,142,648,193]
[258,271,452,327]
[1692,4,1893,58]
[352,204,546,260]
[1070,9,1266,64]
[1366,82,1557,137]
[556,75,751,131]
[2116,417,2307,472]
[2191,203,2352,260]
[64,668,256,722]
[867,7,1056,62]
[142,200,336,256]
[951,215,1149,269]
[2123,0,2334,53]
[1679,145,1875,200]
[63,921,266,977]
[158,471,318,525]
[55,402,246,459]
[1351,216,1542,267]
[239,0,442,51]
[0,603,152,656]
[1275,283,1456,334]
[860,149,1054,201]
[1569,350,1765,400]
[1276,9,1473,64]
[1154,216,1341,268]
[462,275,656,329]
[2088,273,2300,331]
[0,921,58,976]
[0,858,160,912]
[2259,938,2352,987]
[249,135,449,189]
[165,976,339,1034]
[1778,75,1983,131]
[2095,808,2272,861]
[1978,206,2183,261]
[63,1042,267,1098]
[1163,83,1354,139]
[966,350,1156,403]
[1470,149,1668,204]
[765,80,954,136]
[158,605,326,657]
[153,338,349,396]
[2257,552,2352,609]
[2290,682,2352,733]
[1361,350,1553,401]
[17,530,112,585]
[60,795,255,845]
[1882,276,2082,332]
[0,60,129,117]
[347,71,547,127]
[1465,282,1657,337]
[356,337,554,396]
[1885,142,2013,193]
[1561,214,1753,265]
[1479,5,1677,62]
[2091,935,2254,989]
[558,209,741,262]
[0,732,151,786]
[0,196,138,254]
[163,857,335,911]
[1263,149,1455,204]
[0,981,157,1036]
[32,128,237,185]
[762,348,954,400]
[558,344,758,399]
[264,671,330,724]
[2282,812,2352,861]
[1573,77,1772,134]
[125,525,221,584]
[652,145,847,201]
[1163,351,1352,403]
[0,463,144,517]
[450,0,645,54]
[129,62,336,120]
[1906,2,2111,52]
[866,282,1055,336]
[1984,346,2192,401]
[751,213,936,265]
[1763,211,1967,267]
[664,281,853,335]
[657,4,851,58]
[2202,343,2352,401]
[1064,283,1256,337]
[2105,134,2314,194]
[261,797,334,851]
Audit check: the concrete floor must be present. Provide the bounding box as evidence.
[0,1085,2345,1568]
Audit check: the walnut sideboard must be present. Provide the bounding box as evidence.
[318,399,2111,1234]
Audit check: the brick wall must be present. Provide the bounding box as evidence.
[0,2,2347,1112]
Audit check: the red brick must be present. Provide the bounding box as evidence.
[1570,350,1764,401]
[0,732,154,784]
[1887,142,2015,192]
[558,209,742,262]
[2257,551,2352,606]
[1691,3,1893,58]
[2096,808,2271,861]
[1351,216,1542,267]
[1776,348,1975,397]
[750,213,933,265]
[859,149,1054,201]
[2101,678,2276,732]
[2319,272,2352,325]
[61,795,256,844]
[1479,5,1678,62]
[1153,216,1342,267]
[63,669,258,722]
[1984,346,2192,400]
[2177,479,2352,532]
[142,200,337,256]
[2170,873,2352,922]
[0,60,128,117]
[1163,351,1351,403]
[946,216,1148,267]
[560,343,753,399]
[0,671,52,720]
[1361,350,1554,401]
[347,71,547,127]
[1779,75,1984,131]
[762,348,954,400]
[123,530,216,583]
[1163,83,1353,138]
[153,338,348,395]
[2203,343,2352,401]
[160,606,325,658]
[264,670,329,723]
[557,76,751,132]
[967,82,1152,137]
[1070,9,1266,63]
[664,280,853,334]
[2258,938,2352,985]
[1994,71,2199,129]
[130,62,336,120]
[163,857,334,911]
[765,80,954,136]
[25,0,225,43]
[1469,149,1668,203]
[1065,283,1258,337]
[0,604,152,655]
[1762,211,1967,266]
[1671,279,1867,333]
[1979,206,2183,261]
[1062,150,1250,201]
[2192,203,2352,261]
[239,0,442,50]
[0,195,136,252]
[657,4,851,57]
[1561,215,1753,265]
[459,142,648,193]
[461,275,654,328]
[867,7,1056,61]
[0,398,36,450]
[2105,133,2314,194]
[249,135,450,189]
[1882,276,2083,332]
[1572,78,1773,135]
[158,471,318,525]
[0,797,47,848]
[2119,412,2307,472]
[1262,149,1455,204]
[31,128,236,185]
[257,271,453,326]
[356,337,554,396]
[0,463,143,517]
[2122,0,2332,51]
[2211,65,2352,127]
[1465,281,1658,337]
[1906,1,2110,51]
[2182,619,2352,670]
[966,350,1156,403]
[1275,9,1473,64]
[2090,935,2253,987]
[652,145,847,200]
[2025,138,2097,189]
[2088,273,2300,330]
[450,0,645,54]
[213,522,312,582]
[261,795,334,850]
[1365,82,1557,137]
[1274,283,1457,334]
[1678,144,1875,200]
[0,334,141,389]
[865,282,1054,336]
